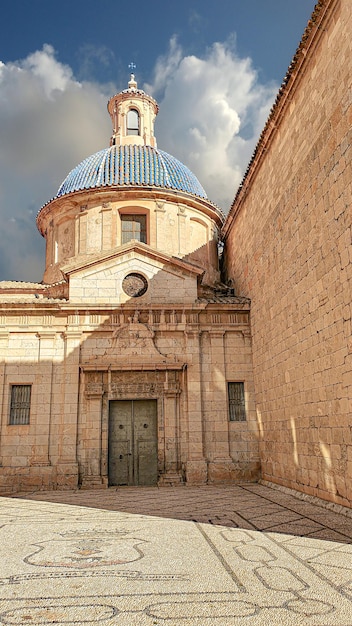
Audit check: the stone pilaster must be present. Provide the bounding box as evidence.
[32,332,57,467]
[184,329,207,484]
[207,330,236,483]
[159,389,183,484]
[0,331,9,467]
[79,376,105,489]
[55,330,81,487]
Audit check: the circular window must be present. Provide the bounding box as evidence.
[122,272,148,297]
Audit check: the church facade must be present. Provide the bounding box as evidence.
[0,75,259,492]
[0,0,351,510]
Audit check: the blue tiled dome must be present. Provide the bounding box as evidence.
[56,145,207,199]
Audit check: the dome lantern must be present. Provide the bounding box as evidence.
[36,71,224,286]
[107,73,159,148]
[53,74,209,200]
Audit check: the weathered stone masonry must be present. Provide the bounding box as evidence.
[223,0,352,508]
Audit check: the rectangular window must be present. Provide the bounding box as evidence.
[228,382,246,422]
[9,385,31,425]
[121,214,147,244]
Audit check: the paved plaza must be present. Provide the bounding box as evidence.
[0,482,352,624]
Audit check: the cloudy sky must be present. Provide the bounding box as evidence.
[0,0,316,282]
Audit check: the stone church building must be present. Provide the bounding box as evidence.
[0,73,258,492]
[0,0,351,509]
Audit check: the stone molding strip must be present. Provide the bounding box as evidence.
[260,479,352,519]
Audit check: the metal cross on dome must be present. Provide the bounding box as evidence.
[128,62,136,72]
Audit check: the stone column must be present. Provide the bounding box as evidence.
[154,201,166,249]
[159,388,183,484]
[101,204,112,251]
[77,209,87,254]
[79,375,105,489]
[55,330,81,488]
[0,331,9,469]
[177,204,187,255]
[32,332,57,467]
[207,330,235,483]
[184,329,207,483]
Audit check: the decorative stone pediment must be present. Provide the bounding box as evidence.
[61,241,203,306]
[81,311,184,368]
[112,311,164,359]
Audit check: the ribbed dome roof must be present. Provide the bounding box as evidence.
[56,145,207,199]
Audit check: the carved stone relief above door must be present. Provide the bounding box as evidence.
[79,368,183,487]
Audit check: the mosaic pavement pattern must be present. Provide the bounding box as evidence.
[0,483,351,625]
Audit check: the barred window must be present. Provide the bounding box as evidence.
[9,385,31,425]
[228,382,246,422]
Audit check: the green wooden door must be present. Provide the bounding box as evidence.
[108,400,158,486]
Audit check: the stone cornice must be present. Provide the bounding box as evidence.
[60,241,205,278]
[37,184,224,236]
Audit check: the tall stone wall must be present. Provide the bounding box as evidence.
[223,0,352,507]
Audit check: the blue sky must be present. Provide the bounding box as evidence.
[0,1,316,281]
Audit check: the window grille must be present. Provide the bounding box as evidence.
[9,385,31,425]
[121,214,147,244]
[228,382,246,421]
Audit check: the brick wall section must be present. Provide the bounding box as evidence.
[223,0,352,507]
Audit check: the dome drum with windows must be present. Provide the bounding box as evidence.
[37,74,223,285]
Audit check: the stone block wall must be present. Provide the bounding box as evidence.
[223,0,352,507]
[0,303,258,492]
[0,326,80,493]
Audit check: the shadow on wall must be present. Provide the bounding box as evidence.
[0,244,258,494]
[254,404,350,509]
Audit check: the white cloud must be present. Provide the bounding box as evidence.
[145,37,277,210]
[0,46,112,281]
[22,44,74,97]
[0,41,277,281]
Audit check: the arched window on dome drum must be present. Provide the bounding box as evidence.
[127,108,140,136]
[121,214,147,244]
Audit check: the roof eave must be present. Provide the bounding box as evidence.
[36,185,225,235]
